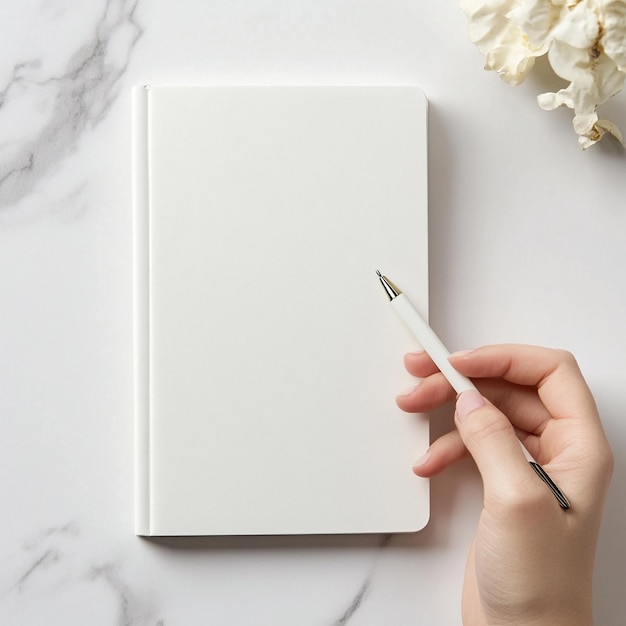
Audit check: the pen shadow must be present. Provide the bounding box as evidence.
[144,406,476,554]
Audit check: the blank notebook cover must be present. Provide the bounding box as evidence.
[133,85,429,536]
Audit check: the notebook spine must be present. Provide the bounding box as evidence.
[133,86,151,536]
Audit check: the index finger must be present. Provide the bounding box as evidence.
[448,344,599,424]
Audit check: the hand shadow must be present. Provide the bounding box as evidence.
[591,383,626,625]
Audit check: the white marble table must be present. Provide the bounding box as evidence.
[1,1,625,624]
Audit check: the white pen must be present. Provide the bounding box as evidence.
[377,270,570,510]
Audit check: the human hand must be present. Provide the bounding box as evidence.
[396,345,613,626]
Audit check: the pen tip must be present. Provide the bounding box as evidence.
[376,269,382,277]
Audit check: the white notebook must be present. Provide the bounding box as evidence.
[133,85,429,536]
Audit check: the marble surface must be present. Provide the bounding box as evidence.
[1,1,625,624]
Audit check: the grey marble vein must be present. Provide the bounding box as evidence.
[87,563,164,626]
[331,534,393,625]
[13,548,60,591]
[21,521,80,550]
[0,61,40,108]
[5,522,163,625]
[11,523,78,591]
[335,576,370,625]
[0,0,143,208]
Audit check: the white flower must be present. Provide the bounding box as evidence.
[461,0,626,148]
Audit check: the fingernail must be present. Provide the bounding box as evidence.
[449,349,474,359]
[406,350,426,358]
[412,449,431,469]
[397,381,420,397]
[456,390,485,422]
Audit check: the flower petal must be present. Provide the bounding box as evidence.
[509,0,565,47]
[551,0,599,50]
[574,113,624,149]
[460,0,626,147]
[598,0,626,71]
[461,0,540,84]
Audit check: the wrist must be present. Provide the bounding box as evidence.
[468,611,593,626]
[495,609,592,626]
[481,598,593,626]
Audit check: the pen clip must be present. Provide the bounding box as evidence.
[529,462,571,510]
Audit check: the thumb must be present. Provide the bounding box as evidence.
[455,390,535,504]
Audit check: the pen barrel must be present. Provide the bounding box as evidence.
[386,289,553,475]
[390,294,476,395]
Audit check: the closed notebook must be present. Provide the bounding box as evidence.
[133,85,429,536]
